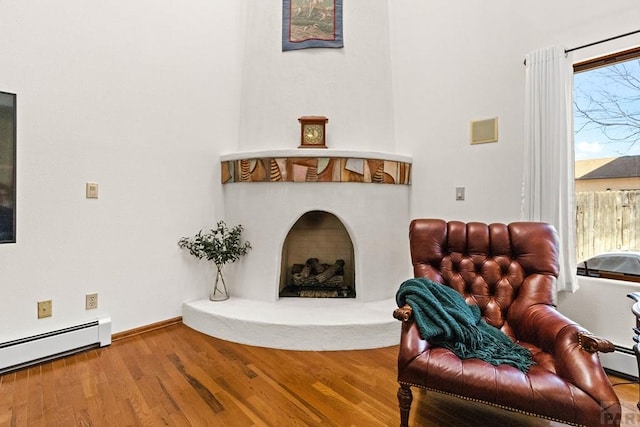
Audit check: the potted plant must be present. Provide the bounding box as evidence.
[178,220,251,301]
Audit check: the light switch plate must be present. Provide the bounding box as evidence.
[456,187,465,201]
[86,182,99,199]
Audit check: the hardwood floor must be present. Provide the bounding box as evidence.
[1,322,639,426]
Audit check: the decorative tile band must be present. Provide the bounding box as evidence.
[221,157,411,185]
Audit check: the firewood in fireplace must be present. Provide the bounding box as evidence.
[300,258,317,279]
[316,259,345,283]
[300,264,310,279]
[307,258,325,274]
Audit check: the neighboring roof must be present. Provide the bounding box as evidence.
[575,157,615,179]
[577,155,640,180]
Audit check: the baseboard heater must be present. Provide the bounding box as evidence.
[600,344,639,381]
[0,317,111,375]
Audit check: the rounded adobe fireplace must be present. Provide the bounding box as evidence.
[183,149,413,350]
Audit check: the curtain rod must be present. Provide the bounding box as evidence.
[523,29,640,65]
[565,29,640,54]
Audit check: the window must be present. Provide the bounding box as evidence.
[574,48,640,281]
[0,91,16,243]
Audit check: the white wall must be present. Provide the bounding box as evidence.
[2,0,640,343]
[0,0,246,341]
[558,277,640,350]
[557,276,640,376]
[389,1,640,223]
[389,1,640,356]
[238,0,396,153]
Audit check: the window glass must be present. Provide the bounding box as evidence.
[0,91,16,243]
[574,50,640,279]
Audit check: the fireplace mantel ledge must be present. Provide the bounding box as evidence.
[220,149,412,163]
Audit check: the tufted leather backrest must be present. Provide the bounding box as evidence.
[409,219,559,337]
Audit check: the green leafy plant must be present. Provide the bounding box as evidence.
[178,221,251,268]
[178,221,251,301]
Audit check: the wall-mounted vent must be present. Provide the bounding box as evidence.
[470,117,499,144]
[0,318,111,374]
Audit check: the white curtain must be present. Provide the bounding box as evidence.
[522,46,578,293]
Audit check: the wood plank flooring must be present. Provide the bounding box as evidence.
[1,322,639,426]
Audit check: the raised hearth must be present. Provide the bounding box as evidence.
[183,297,399,351]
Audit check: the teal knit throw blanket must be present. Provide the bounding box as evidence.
[396,277,533,373]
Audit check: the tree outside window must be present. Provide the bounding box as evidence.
[574,49,640,280]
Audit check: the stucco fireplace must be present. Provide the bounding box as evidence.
[182,149,413,350]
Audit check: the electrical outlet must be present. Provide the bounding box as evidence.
[38,300,52,319]
[85,293,98,310]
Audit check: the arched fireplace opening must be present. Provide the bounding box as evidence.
[279,210,355,298]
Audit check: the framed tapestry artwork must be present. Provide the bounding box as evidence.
[0,91,16,243]
[282,0,343,51]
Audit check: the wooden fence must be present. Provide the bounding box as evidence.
[575,190,640,262]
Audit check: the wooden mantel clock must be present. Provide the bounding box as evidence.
[298,116,328,148]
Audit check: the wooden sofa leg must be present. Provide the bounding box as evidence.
[398,384,413,427]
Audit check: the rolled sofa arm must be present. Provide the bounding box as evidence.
[578,331,615,353]
[393,304,413,322]
[395,302,614,354]
[512,303,616,355]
